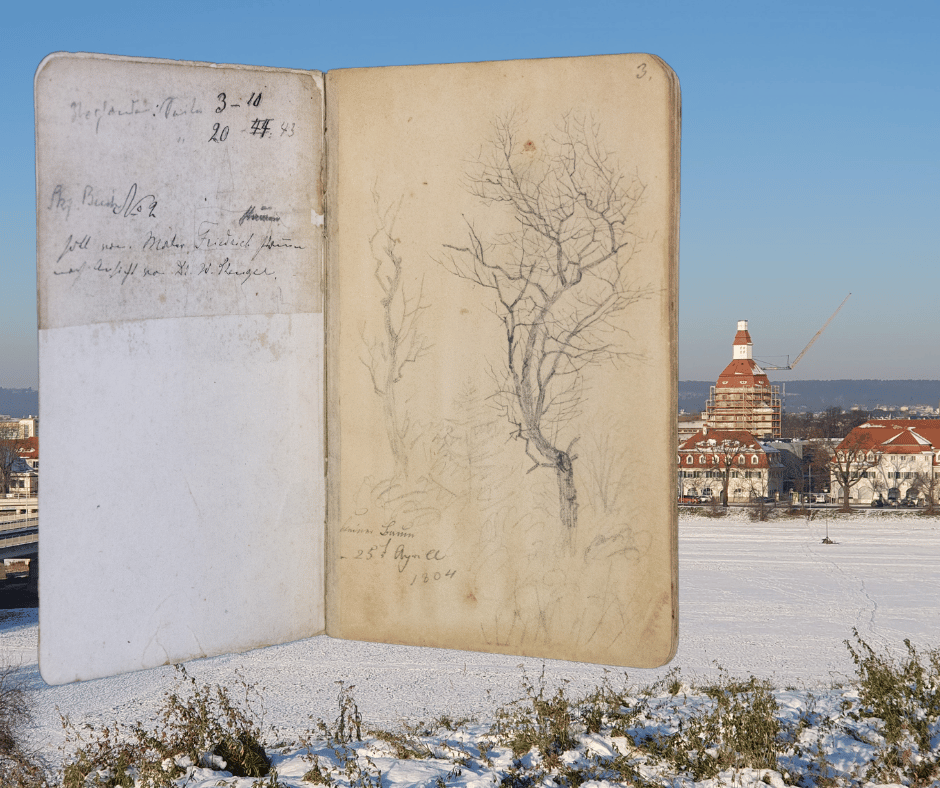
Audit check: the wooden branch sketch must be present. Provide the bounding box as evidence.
[441,113,648,529]
[361,192,431,479]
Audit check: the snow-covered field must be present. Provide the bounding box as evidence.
[2,510,938,786]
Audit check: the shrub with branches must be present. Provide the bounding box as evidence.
[61,665,270,788]
[0,663,51,787]
[846,629,940,785]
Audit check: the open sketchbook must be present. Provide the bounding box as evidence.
[34,52,680,685]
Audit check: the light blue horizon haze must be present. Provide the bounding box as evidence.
[3,1,938,389]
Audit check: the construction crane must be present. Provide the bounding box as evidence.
[757,293,851,371]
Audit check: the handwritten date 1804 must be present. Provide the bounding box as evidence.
[410,570,457,585]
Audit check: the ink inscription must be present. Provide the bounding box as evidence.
[42,68,320,322]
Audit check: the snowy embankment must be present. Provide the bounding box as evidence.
[1,510,938,786]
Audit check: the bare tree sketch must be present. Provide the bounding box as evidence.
[441,113,648,529]
[432,377,512,511]
[581,418,631,515]
[361,192,431,479]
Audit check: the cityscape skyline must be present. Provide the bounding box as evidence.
[3,1,939,388]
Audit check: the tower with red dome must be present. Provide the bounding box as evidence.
[705,320,781,438]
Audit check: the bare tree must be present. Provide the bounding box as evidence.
[691,435,752,507]
[747,475,773,521]
[441,114,647,529]
[0,439,27,497]
[910,470,939,514]
[797,437,838,499]
[432,377,509,511]
[818,406,846,439]
[827,430,881,512]
[782,407,869,440]
[361,193,431,479]
[861,468,886,506]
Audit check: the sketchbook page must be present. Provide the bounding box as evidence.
[35,52,325,684]
[326,54,679,667]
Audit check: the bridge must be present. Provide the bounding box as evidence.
[0,515,38,603]
[0,516,38,560]
[0,494,38,560]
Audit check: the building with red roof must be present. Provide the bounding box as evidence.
[17,436,38,470]
[830,419,940,506]
[678,427,784,504]
[705,321,781,439]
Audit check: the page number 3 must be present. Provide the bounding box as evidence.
[636,62,648,79]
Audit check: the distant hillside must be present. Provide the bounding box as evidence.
[679,380,940,414]
[5,383,940,420]
[0,388,38,419]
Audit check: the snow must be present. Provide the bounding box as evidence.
[2,510,938,786]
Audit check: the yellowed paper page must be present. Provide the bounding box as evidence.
[35,53,325,683]
[326,54,679,667]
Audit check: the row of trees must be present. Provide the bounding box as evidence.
[781,406,871,440]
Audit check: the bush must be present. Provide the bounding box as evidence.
[638,670,780,781]
[846,629,940,786]
[748,497,773,521]
[61,664,270,787]
[41,634,940,788]
[301,683,383,788]
[492,668,577,768]
[0,663,52,787]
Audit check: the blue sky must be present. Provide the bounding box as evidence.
[3,1,938,388]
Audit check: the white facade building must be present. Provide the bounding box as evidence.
[830,419,940,505]
[678,428,785,503]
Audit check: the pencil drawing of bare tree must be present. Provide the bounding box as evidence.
[582,419,631,515]
[362,192,431,479]
[433,377,512,511]
[441,113,648,529]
